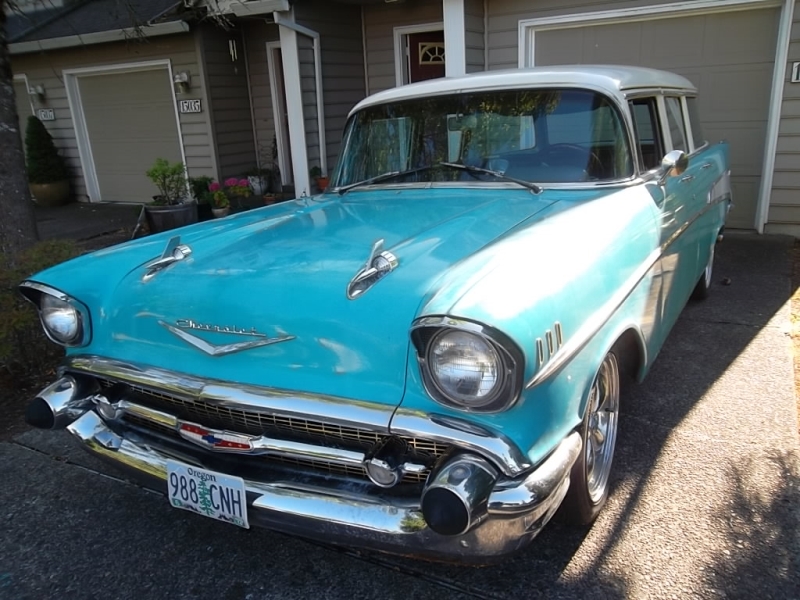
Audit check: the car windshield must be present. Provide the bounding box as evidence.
[331,88,633,189]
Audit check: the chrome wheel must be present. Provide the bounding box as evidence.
[585,352,620,504]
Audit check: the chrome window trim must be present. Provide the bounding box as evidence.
[19,280,92,347]
[410,316,525,414]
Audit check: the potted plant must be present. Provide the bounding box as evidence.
[309,165,329,193]
[209,178,250,217]
[25,116,71,207]
[144,158,198,233]
[246,167,272,197]
[189,176,214,221]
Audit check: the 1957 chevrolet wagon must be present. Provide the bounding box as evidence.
[21,66,730,562]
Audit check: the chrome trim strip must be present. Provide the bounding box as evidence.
[390,408,531,477]
[525,188,730,389]
[159,320,295,357]
[63,355,395,432]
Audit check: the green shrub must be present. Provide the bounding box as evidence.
[25,116,70,184]
[146,158,187,205]
[0,240,81,377]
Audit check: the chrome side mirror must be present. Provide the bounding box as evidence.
[657,150,689,185]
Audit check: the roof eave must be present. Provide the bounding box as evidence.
[9,20,189,55]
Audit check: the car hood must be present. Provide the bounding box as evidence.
[36,188,565,406]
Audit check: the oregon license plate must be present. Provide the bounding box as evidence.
[166,460,249,529]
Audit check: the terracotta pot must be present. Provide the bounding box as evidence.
[145,203,199,233]
[263,194,277,205]
[30,180,70,207]
[315,176,329,192]
[212,207,230,218]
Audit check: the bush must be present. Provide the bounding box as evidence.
[25,116,70,184]
[0,240,81,377]
[146,158,187,205]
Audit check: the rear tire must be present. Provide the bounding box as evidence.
[691,243,715,301]
[559,350,621,525]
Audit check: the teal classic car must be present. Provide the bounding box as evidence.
[21,66,730,562]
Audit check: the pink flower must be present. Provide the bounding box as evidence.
[224,177,239,187]
[208,181,220,192]
[238,179,249,188]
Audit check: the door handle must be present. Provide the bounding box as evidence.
[700,163,713,170]
[680,175,695,183]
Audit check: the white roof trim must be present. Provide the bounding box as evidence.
[350,66,696,116]
[9,21,189,54]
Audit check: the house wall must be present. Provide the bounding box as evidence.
[363,0,443,94]
[242,20,281,174]
[465,0,485,72]
[768,0,800,232]
[199,24,257,180]
[10,32,212,201]
[296,0,366,173]
[298,34,320,175]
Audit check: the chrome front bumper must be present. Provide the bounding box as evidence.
[67,410,581,562]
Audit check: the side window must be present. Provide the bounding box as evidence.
[664,97,687,152]
[685,97,705,150]
[629,97,664,171]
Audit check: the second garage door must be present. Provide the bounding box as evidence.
[79,68,183,203]
[535,7,780,229]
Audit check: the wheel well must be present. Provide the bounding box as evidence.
[612,328,645,383]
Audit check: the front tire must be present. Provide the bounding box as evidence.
[559,351,621,525]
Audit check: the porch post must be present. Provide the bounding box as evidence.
[443,0,466,77]
[275,11,311,196]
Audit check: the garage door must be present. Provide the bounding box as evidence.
[14,79,33,158]
[79,68,182,203]
[535,8,780,229]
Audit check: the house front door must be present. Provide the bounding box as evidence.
[407,31,445,83]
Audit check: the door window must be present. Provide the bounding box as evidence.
[629,97,664,171]
[664,97,688,152]
[685,97,706,150]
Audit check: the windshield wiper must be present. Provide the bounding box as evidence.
[438,161,542,193]
[336,165,442,194]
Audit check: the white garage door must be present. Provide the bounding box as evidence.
[536,8,780,229]
[79,68,182,203]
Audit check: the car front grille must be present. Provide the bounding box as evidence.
[94,377,449,485]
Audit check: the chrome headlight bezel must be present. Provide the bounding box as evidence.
[411,317,524,413]
[19,281,92,347]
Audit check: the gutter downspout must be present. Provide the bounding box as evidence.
[273,13,328,178]
[756,0,795,233]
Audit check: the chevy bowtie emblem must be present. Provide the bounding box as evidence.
[178,422,255,452]
[159,319,295,356]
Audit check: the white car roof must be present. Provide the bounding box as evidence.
[350,65,696,115]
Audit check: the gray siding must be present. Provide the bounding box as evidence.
[363,0,442,94]
[465,0,485,73]
[296,0,366,172]
[298,35,320,173]
[11,33,212,201]
[486,0,708,70]
[769,0,800,230]
[242,20,280,174]
[200,24,257,180]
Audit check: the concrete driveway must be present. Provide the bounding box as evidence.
[1,233,798,600]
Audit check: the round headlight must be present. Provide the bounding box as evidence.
[40,294,81,344]
[428,330,503,408]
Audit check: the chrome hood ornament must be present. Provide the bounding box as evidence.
[143,236,192,282]
[160,319,295,357]
[347,238,399,300]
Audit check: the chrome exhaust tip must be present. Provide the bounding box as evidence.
[421,454,497,536]
[25,376,92,429]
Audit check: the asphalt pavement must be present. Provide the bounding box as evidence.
[1,232,798,600]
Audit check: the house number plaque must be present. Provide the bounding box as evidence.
[178,99,202,114]
[37,108,55,121]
